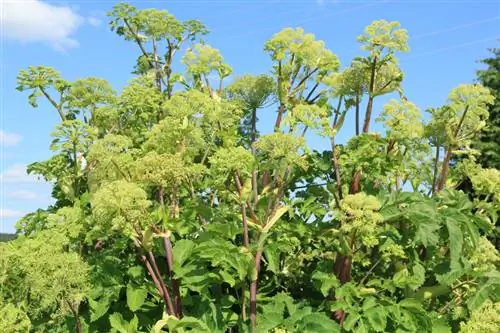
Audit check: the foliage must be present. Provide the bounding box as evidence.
[4,3,499,333]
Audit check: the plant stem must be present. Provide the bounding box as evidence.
[40,87,66,121]
[251,107,258,207]
[437,105,470,192]
[65,300,82,333]
[250,250,262,333]
[330,137,343,204]
[234,174,250,247]
[140,253,174,315]
[355,93,360,135]
[431,146,440,194]
[147,251,176,316]
[363,56,378,133]
[163,237,183,318]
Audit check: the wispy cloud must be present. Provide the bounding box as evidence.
[0,130,22,147]
[0,164,40,183]
[0,208,26,218]
[7,190,38,200]
[2,0,88,52]
[87,16,102,27]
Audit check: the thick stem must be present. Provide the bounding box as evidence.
[290,67,319,96]
[65,300,82,333]
[251,107,258,206]
[123,19,168,88]
[431,146,440,194]
[163,237,183,318]
[72,143,79,198]
[437,105,469,192]
[437,149,453,192]
[234,174,250,248]
[140,254,174,315]
[148,251,176,316]
[350,170,362,194]
[355,93,360,136]
[274,104,285,131]
[363,56,378,133]
[330,137,343,203]
[152,39,162,91]
[170,185,179,219]
[40,87,65,121]
[166,40,174,99]
[250,250,263,333]
[242,286,247,321]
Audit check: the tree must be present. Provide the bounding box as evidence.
[473,48,500,169]
[3,3,499,333]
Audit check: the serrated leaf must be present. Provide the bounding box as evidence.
[299,313,340,333]
[264,243,281,274]
[365,307,387,332]
[256,311,283,332]
[343,312,360,331]
[126,284,147,312]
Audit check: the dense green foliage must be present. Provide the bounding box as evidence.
[2,3,499,332]
[472,48,500,169]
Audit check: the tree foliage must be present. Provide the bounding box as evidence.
[3,3,498,333]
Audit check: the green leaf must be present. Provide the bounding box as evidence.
[263,205,289,234]
[256,311,283,332]
[365,307,387,332]
[126,284,147,312]
[264,243,281,274]
[312,271,339,297]
[89,298,111,323]
[109,313,129,333]
[408,262,425,290]
[172,239,196,269]
[445,218,463,270]
[166,315,211,332]
[431,316,451,333]
[343,312,360,331]
[299,313,340,333]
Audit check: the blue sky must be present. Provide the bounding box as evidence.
[1,0,499,233]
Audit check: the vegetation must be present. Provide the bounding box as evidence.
[1,3,499,332]
[0,234,17,242]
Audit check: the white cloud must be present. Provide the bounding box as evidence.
[0,164,39,183]
[0,130,22,147]
[88,16,102,27]
[8,190,37,200]
[2,0,84,51]
[0,208,26,218]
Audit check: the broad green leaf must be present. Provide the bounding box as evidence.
[431,316,451,333]
[109,313,129,333]
[263,205,289,234]
[445,218,463,270]
[365,307,387,332]
[343,312,360,331]
[126,284,147,312]
[89,297,111,322]
[299,313,340,333]
[172,239,196,269]
[312,271,339,297]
